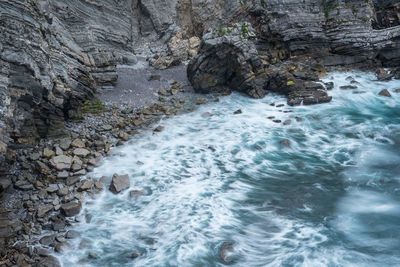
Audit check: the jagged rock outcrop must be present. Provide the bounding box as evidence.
[1,0,399,153]
[187,0,400,66]
[188,23,267,98]
[188,23,332,105]
[187,0,399,103]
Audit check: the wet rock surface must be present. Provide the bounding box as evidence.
[188,27,332,106]
[109,174,130,194]
[0,72,213,265]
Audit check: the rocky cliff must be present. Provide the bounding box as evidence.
[0,0,400,265]
[1,0,399,155]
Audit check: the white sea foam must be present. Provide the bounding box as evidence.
[59,72,400,266]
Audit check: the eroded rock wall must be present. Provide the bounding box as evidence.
[1,0,399,173]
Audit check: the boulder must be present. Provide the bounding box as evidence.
[71,139,85,148]
[378,89,392,97]
[37,205,53,218]
[51,155,73,171]
[188,23,267,99]
[109,174,130,194]
[43,148,55,159]
[73,148,90,157]
[78,180,94,192]
[188,23,331,105]
[60,201,82,217]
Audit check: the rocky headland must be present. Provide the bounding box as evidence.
[0,0,399,266]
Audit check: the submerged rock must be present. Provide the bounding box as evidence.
[378,89,392,97]
[109,174,130,194]
[340,85,358,90]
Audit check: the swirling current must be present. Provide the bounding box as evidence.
[59,72,400,267]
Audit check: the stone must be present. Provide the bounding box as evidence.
[37,205,53,218]
[148,74,161,81]
[195,97,206,105]
[57,171,69,179]
[129,190,143,199]
[109,174,130,194]
[233,109,243,115]
[283,119,292,126]
[66,176,80,186]
[78,180,94,192]
[51,155,73,171]
[279,139,291,148]
[378,89,392,97]
[376,68,393,81]
[43,148,55,159]
[71,139,85,148]
[60,201,81,217]
[94,181,103,190]
[57,187,69,197]
[102,124,113,131]
[154,126,165,133]
[73,169,87,176]
[39,256,61,267]
[65,230,80,239]
[119,131,130,141]
[40,235,55,246]
[73,148,90,157]
[38,255,61,267]
[46,184,59,193]
[36,247,50,256]
[54,242,65,252]
[340,85,358,90]
[59,139,72,151]
[36,161,51,175]
[55,146,64,156]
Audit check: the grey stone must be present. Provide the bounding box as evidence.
[78,180,94,192]
[109,174,130,194]
[51,155,73,171]
[71,139,85,148]
[57,171,69,179]
[66,230,80,239]
[60,201,81,217]
[37,205,53,218]
[73,148,90,157]
[378,89,392,97]
[43,148,55,159]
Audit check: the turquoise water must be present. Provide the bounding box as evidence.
[59,72,400,267]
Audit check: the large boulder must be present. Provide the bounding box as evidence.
[109,174,130,194]
[265,67,332,106]
[187,23,267,98]
[188,25,332,106]
[60,201,82,217]
[50,155,73,171]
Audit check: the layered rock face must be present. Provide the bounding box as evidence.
[1,0,400,171]
[187,25,332,105]
[188,0,400,100]
[0,0,188,175]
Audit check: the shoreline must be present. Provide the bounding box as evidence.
[0,63,216,267]
[0,63,398,266]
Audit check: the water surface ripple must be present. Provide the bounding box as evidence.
[60,72,400,267]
